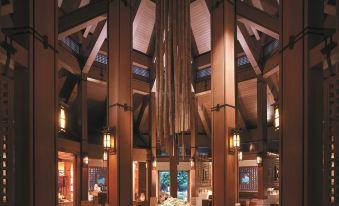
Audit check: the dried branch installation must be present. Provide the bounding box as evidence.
[155,0,191,154]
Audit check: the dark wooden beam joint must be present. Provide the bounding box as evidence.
[109,103,134,112]
[2,27,58,52]
[211,103,236,112]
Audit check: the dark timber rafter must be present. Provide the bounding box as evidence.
[237,22,262,75]
[197,103,211,137]
[82,21,107,74]
[237,0,279,40]
[58,1,107,39]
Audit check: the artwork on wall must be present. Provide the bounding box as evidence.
[239,167,258,192]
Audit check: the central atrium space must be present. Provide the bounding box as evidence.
[0,0,338,205]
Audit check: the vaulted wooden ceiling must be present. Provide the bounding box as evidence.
[53,0,284,143]
[2,0,321,146]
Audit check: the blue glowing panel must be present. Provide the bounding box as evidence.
[239,167,258,192]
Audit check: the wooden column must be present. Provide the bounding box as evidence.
[257,75,267,199]
[281,0,324,205]
[170,140,178,198]
[28,0,57,205]
[150,93,157,206]
[190,96,197,203]
[211,0,236,205]
[257,75,267,152]
[79,72,88,201]
[108,0,132,205]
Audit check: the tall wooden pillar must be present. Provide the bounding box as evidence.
[280,0,324,205]
[150,93,157,205]
[79,72,88,201]
[108,0,133,205]
[257,75,267,152]
[257,75,267,198]
[211,0,236,205]
[28,0,57,205]
[170,140,178,198]
[190,96,197,203]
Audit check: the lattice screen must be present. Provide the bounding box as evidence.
[325,74,339,205]
[0,74,12,206]
[239,167,258,192]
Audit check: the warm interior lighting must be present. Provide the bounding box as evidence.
[239,151,243,161]
[152,159,157,169]
[103,131,111,149]
[58,162,65,176]
[83,155,89,165]
[103,128,116,155]
[70,165,74,192]
[59,107,66,131]
[256,155,263,165]
[230,129,240,151]
[103,151,108,161]
[139,192,145,202]
[190,158,195,169]
[274,105,279,130]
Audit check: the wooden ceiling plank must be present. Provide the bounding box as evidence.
[82,21,107,74]
[237,1,279,40]
[237,22,262,75]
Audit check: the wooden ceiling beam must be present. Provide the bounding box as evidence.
[78,0,98,38]
[194,52,211,69]
[266,77,279,100]
[237,22,262,75]
[82,21,107,74]
[237,1,279,39]
[132,50,153,69]
[310,31,339,69]
[249,0,264,40]
[135,95,149,130]
[57,44,81,74]
[197,103,211,137]
[59,72,79,103]
[58,1,106,39]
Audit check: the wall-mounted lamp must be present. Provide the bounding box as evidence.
[83,154,89,165]
[239,151,243,161]
[152,158,157,170]
[103,150,108,161]
[274,104,279,131]
[59,106,66,131]
[256,154,263,165]
[190,157,195,169]
[229,129,240,152]
[103,128,116,155]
